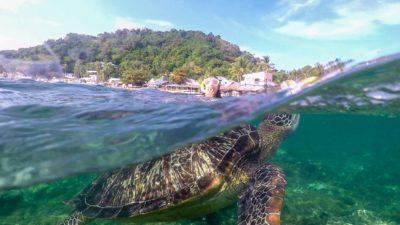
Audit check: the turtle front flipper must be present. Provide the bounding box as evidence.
[237,164,286,225]
[59,211,87,225]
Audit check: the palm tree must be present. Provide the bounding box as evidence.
[229,56,252,82]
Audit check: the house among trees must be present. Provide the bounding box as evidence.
[280,80,298,90]
[10,71,31,80]
[216,76,236,87]
[80,70,99,84]
[240,70,276,88]
[147,75,169,88]
[183,78,200,87]
[107,77,123,87]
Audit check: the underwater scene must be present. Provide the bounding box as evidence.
[0,55,399,225]
[0,114,399,225]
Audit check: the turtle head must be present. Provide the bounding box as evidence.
[263,113,300,131]
[256,113,300,160]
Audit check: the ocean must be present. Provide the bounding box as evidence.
[0,54,399,224]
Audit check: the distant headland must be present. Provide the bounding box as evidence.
[0,29,347,95]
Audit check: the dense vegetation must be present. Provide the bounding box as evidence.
[0,29,347,84]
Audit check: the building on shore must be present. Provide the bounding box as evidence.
[9,72,31,80]
[216,76,236,87]
[280,80,298,90]
[64,73,74,79]
[162,78,200,94]
[147,75,169,88]
[48,76,63,83]
[63,73,80,83]
[106,78,123,88]
[183,78,200,87]
[80,71,99,85]
[240,71,276,88]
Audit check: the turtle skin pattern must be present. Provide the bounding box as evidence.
[238,164,286,225]
[60,212,85,225]
[58,113,298,225]
[60,125,259,224]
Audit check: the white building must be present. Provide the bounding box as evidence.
[64,73,74,79]
[80,74,98,85]
[147,75,169,88]
[280,80,298,90]
[85,71,98,83]
[12,72,31,80]
[108,77,121,83]
[107,77,122,87]
[89,74,98,83]
[183,78,200,87]
[241,71,276,87]
[216,76,236,87]
[86,70,97,75]
[49,76,63,83]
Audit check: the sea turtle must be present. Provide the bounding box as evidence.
[60,79,299,225]
[61,113,299,225]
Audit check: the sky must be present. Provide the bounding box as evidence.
[0,0,400,70]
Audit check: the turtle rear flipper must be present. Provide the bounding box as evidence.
[237,164,286,225]
[59,212,86,225]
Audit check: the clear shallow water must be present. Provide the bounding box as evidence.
[1,54,400,189]
[0,53,399,224]
[0,115,399,225]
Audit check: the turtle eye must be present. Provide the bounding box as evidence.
[265,113,300,129]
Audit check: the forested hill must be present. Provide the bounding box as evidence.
[0,29,273,84]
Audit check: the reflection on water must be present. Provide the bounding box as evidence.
[1,115,399,224]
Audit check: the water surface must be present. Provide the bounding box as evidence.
[0,54,399,224]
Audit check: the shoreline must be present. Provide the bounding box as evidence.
[1,76,278,96]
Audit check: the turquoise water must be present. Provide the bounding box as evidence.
[0,115,399,224]
[0,54,400,224]
[1,54,399,190]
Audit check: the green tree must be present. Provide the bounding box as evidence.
[312,63,325,77]
[3,29,341,84]
[170,67,188,84]
[273,70,288,83]
[73,61,85,78]
[62,56,74,73]
[229,56,252,81]
[121,68,149,85]
[99,62,117,81]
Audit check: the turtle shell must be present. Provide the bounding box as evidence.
[72,124,259,219]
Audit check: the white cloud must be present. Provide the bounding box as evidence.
[0,0,37,13]
[275,1,400,40]
[277,0,320,21]
[113,17,144,30]
[113,17,174,31]
[145,19,174,30]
